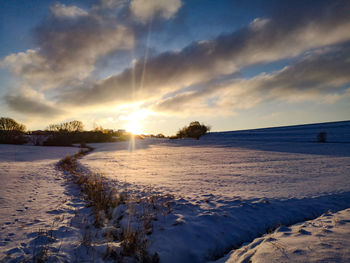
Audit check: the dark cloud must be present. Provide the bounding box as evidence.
[56,0,350,107]
[5,94,65,117]
[3,0,350,118]
[32,5,134,88]
[2,0,184,110]
[154,43,350,114]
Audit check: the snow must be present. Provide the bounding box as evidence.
[217,208,350,263]
[0,145,99,262]
[79,120,350,262]
[1,120,350,262]
[82,139,350,201]
[0,146,78,246]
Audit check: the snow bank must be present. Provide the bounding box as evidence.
[217,208,350,263]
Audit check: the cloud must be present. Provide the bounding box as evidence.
[3,3,134,91]
[56,1,350,108]
[96,0,129,9]
[5,88,65,117]
[2,0,350,119]
[50,3,88,18]
[154,44,350,114]
[130,0,182,22]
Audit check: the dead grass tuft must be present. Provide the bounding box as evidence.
[57,144,167,262]
[120,227,159,263]
[58,155,76,171]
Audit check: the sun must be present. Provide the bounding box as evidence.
[125,119,143,135]
[124,109,149,135]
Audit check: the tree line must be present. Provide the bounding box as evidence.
[0,117,133,146]
[0,117,212,146]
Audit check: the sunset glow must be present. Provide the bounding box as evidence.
[1,1,350,262]
[125,119,142,135]
[0,0,349,134]
[124,109,150,134]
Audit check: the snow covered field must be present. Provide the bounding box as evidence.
[1,121,350,262]
[0,145,98,262]
[80,120,350,262]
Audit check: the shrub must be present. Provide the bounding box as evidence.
[175,121,211,140]
[0,117,27,144]
[47,120,83,133]
[317,132,327,143]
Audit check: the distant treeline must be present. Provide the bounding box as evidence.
[0,118,138,146]
[0,117,213,146]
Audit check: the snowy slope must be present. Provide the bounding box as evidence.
[80,120,350,262]
[211,120,350,142]
[217,208,350,263]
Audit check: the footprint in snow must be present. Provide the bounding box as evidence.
[293,249,306,254]
[6,247,21,255]
[276,226,291,232]
[298,229,312,235]
[46,209,64,215]
[25,219,41,226]
[320,242,332,248]
[337,219,350,225]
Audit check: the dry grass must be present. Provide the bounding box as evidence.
[79,174,121,227]
[58,151,118,227]
[57,145,168,262]
[120,226,159,263]
[31,227,58,263]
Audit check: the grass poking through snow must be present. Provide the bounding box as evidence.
[57,145,165,262]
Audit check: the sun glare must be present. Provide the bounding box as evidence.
[125,120,142,134]
[124,109,149,135]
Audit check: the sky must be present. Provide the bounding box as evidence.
[0,0,349,135]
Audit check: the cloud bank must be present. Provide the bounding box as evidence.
[56,1,350,107]
[2,0,350,120]
[154,44,350,114]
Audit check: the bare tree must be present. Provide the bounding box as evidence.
[0,117,26,132]
[0,117,27,144]
[46,120,84,133]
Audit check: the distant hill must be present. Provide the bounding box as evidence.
[207,120,350,143]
